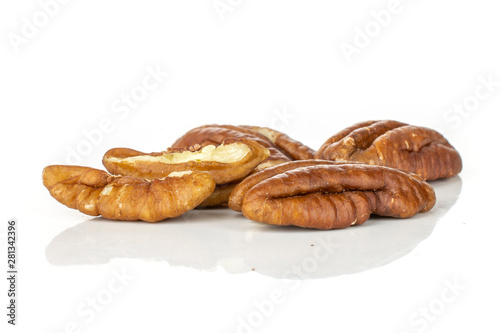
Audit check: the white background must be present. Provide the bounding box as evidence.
[1,0,499,332]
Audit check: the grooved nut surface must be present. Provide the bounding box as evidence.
[197,182,238,208]
[315,120,462,180]
[172,124,315,170]
[42,165,216,222]
[239,164,436,230]
[229,159,357,212]
[102,139,269,184]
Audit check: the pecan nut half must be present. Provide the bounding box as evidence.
[197,182,238,208]
[102,139,269,184]
[239,126,316,160]
[171,124,315,170]
[237,164,436,230]
[315,120,462,180]
[42,165,216,222]
[229,159,356,212]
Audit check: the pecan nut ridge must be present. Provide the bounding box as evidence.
[240,164,436,230]
[315,120,462,180]
[228,159,356,212]
[43,165,216,222]
[172,124,316,171]
[102,139,269,184]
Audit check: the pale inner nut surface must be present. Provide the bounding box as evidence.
[167,171,193,177]
[102,139,270,184]
[43,121,458,227]
[171,124,315,170]
[105,143,250,165]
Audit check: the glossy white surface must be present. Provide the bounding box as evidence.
[45,177,462,279]
[2,1,499,332]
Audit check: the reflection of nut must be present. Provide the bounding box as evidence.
[236,164,436,230]
[315,120,462,180]
[42,165,216,222]
[229,160,356,212]
[171,124,315,170]
[102,139,269,184]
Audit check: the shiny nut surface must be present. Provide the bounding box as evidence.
[197,182,238,208]
[229,159,354,212]
[102,139,269,184]
[315,120,462,180]
[43,165,216,222]
[172,124,315,170]
[238,163,436,230]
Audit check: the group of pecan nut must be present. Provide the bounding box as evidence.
[43,120,462,230]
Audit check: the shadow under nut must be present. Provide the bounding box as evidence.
[197,182,238,208]
[315,120,462,180]
[240,164,436,230]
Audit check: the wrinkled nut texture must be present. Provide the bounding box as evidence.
[42,165,216,222]
[229,159,357,212]
[197,182,238,208]
[239,126,316,161]
[315,120,462,180]
[102,139,269,184]
[171,124,315,170]
[239,164,436,230]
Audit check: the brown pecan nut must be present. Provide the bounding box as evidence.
[314,120,462,180]
[228,159,356,212]
[102,139,269,184]
[239,126,316,160]
[236,164,436,230]
[42,165,216,222]
[197,182,238,208]
[171,124,315,170]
